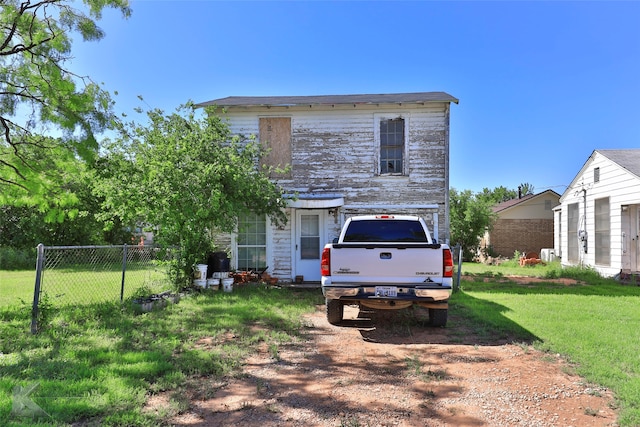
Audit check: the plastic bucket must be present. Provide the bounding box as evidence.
[193,279,207,288]
[196,264,208,280]
[222,278,234,292]
[207,278,220,290]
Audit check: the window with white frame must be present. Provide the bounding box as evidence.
[595,197,610,265]
[378,117,405,175]
[237,212,267,271]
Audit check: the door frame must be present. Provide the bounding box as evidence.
[293,209,327,282]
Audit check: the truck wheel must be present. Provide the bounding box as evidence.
[429,308,448,327]
[326,299,343,325]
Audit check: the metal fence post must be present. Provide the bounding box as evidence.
[31,244,45,334]
[454,244,463,293]
[120,244,128,302]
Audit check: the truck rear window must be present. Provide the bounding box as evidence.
[342,220,428,242]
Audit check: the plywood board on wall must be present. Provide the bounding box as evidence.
[259,117,291,178]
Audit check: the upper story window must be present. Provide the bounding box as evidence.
[259,117,291,179]
[379,117,405,175]
[594,167,600,183]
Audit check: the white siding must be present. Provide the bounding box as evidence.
[219,103,451,280]
[558,152,640,276]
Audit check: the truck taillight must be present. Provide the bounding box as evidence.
[443,248,453,278]
[321,247,331,276]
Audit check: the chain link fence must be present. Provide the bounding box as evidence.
[31,244,172,332]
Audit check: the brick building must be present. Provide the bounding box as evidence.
[482,190,560,258]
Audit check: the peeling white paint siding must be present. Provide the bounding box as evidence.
[221,103,451,279]
[270,209,292,278]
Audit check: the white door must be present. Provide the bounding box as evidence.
[295,210,325,282]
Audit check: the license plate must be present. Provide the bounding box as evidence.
[375,286,397,297]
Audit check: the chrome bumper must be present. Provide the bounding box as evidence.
[322,285,451,302]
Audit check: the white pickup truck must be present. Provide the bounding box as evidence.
[320,215,454,326]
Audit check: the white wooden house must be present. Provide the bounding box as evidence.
[196,92,458,282]
[554,149,640,277]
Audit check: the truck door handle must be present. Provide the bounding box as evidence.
[380,252,392,259]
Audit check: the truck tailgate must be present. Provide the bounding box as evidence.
[329,245,444,283]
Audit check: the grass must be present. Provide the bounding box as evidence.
[0,270,35,307]
[0,282,324,426]
[0,265,169,308]
[2,261,640,425]
[454,261,640,426]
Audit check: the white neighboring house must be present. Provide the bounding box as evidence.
[196,92,458,282]
[554,149,640,277]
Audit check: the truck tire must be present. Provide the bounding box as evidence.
[326,298,343,325]
[429,308,448,327]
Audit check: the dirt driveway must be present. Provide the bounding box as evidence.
[158,297,618,427]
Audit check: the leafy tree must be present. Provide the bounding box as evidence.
[0,0,131,211]
[0,141,132,249]
[94,104,289,288]
[449,188,496,261]
[518,182,535,196]
[477,186,517,204]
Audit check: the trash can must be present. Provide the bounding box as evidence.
[207,252,230,278]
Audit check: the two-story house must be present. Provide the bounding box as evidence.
[196,92,458,282]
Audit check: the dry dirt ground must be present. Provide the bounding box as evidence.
[148,279,619,427]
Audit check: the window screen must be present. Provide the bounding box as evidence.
[595,198,610,265]
[567,203,579,263]
[380,118,404,174]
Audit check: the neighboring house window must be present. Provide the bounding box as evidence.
[237,213,267,271]
[594,167,600,183]
[379,117,405,174]
[558,212,562,258]
[567,203,579,263]
[595,197,610,265]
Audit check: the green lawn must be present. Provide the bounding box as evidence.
[0,270,35,307]
[455,261,640,425]
[1,262,640,425]
[1,266,169,308]
[1,283,324,426]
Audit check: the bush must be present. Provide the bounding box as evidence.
[0,246,35,270]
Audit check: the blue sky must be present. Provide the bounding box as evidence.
[71,0,640,195]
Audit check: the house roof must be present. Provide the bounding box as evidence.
[597,149,640,178]
[562,149,640,200]
[195,92,459,109]
[492,190,561,213]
